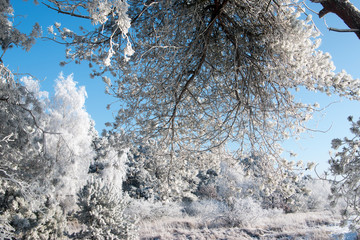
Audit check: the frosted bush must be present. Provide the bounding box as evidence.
[127,199,184,221]
[74,133,137,239]
[305,179,331,211]
[191,197,266,228]
[221,197,265,228]
[0,216,14,239]
[74,177,137,239]
[124,142,221,202]
[0,183,66,239]
[20,200,66,240]
[203,161,259,204]
[184,199,226,219]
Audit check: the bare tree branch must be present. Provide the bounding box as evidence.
[42,2,90,20]
[311,0,360,39]
[329,27,360,33]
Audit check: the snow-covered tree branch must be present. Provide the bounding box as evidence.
[329,116,360,231]
[0,0,41,60]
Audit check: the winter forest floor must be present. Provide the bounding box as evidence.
[138,211,357,240]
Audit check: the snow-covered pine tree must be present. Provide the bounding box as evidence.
[75,177,137,239]
[74,132,137,239]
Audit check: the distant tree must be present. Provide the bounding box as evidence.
[42,73,94,213]
[124,139,222,201]
[91,131,129,191]
[328,116,360,231]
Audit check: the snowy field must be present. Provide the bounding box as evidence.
[138,211,357,240]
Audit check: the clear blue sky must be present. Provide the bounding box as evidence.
[3,1,360,175]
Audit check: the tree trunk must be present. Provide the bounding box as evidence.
[311,0,360,39]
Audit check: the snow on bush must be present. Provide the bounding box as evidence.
[128,199,184,221]
[74,177,137,239]
[0,180,66,239]
[304,179,332,211]
[183,199,227,219]
[124,142,222,202]
[185,197,274,228]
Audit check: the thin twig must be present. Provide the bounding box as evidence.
[329,27,360,33]
[42,2,90,20]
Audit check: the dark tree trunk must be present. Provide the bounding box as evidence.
[311,0,360,39]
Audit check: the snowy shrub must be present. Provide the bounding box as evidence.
[240,155,311,213]
[0,216,14,239]
[196,182,218,200]
[73,129,138,239]
[201,161,259,205]
[124,142,222,202]
[128,199,184,221]
[222,197,265,227]
[304,179,331,211]
[195,169,219,199]
[74,177,137,239]
[0,181,66,239]
[183,199,226,219]
[189,198,265,228]
[20,199,66,240]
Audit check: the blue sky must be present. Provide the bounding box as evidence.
[3,1,360,175]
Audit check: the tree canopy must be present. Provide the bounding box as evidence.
[46,0,360,161]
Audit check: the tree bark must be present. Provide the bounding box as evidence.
[311,0,360,39]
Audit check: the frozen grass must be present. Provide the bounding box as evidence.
[138,210,351,239]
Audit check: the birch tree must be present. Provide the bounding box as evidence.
[44,73,94,213]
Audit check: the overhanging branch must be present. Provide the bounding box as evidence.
[311,0,360,39]
[42,2,90,20]
[329,27,360,33]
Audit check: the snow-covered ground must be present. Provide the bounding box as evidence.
[138,211,357,240]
